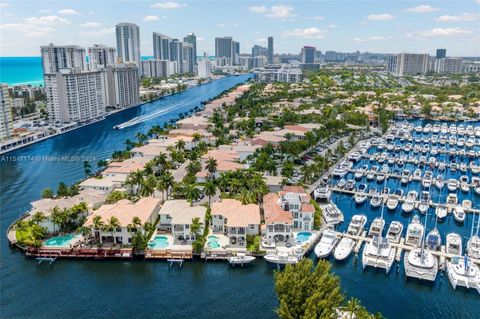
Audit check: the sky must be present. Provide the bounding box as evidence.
[0,0,479,57]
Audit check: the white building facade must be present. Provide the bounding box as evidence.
[88,44,116,70]
[105,63,139,109]
[0,84,14,141]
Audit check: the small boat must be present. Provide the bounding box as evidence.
[401,169,411,184]
[435,206,448,219]
[447,256,480,294]
[386,194,399,210]
[402,191,417,213]
[354,165,368,180]
[467,236,480,259]
[264,252,298,265]
[405,215,424,246]
[362,236,396,274]
[435,175,445,189]
[376,172,386,183]
[426,228,441,251]
[366,166,379,181]
[370,194,383,208]
[453,206,465,223]
[323,203,344,225]
[354,184,368,204]
[229,253,256,266]
[334,238,355,261]
[471,162,480,174]
[337,178,347,188]
[460,162,468,173]
[447,179,459,192]
[418,191,430,214]
[345,179,355,191]
[347,215,367,236]
[314,186,331,201]
[369,218,385,238]
[314,229,339,258]
[462,199,472,211]
[446,233,463,255]
[404,248,438,281]
[386,221,403,243]
[422,171,433,188]
[460,175,470,193]
[447,193,458,206]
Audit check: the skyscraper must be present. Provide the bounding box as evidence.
[436,49,447,59]
[169,39,184,73]
[301,46,316,64]
[0,84,14,141]
[182,43,195,73]
[252,45,268,57]
[106,63,140,109]
[41,43,86,73]
[267,36,274,64]
[183,33,197,65]
[88,44,116,70]
[153,32,172,60]
[115,23,141,70]
[215,36,234,65]
[394,53,429,75]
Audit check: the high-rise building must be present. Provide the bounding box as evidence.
[267,36,274,64]
[153,32,172,60]
[435,58,463,74]
[215,36,234,65]
[239,55,266,69]
[141,59,177,78]
[0,84,14,141]
[252,45,268,57]
[387,55,397,73]
[88,44,115,70]
[115,23,141,70]
[182,43,195,74]
[183,33,197,65]
[197,57,212,79]
[105,63,139,109]
[41,43,86,74]
[301,46,316,64]
[436,49,447,59]
[394,53,429,75]
[169,39,184,73]
[44,69,106,123]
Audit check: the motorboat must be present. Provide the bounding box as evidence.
[347,215,367,236]
[446,233,463,255]
[337,178,347,189]
[447,179,458,192]
[368,218,385,238]
[401,169,411,184]
[345,179,356,191]
[426,228,441,251]
[314,186,331,201]
[412,168,422,181]
[402,191,417,213]
[229,253,256,266]
[370,194,383,208]
[323,203,344,225]
[264,252,298,265]
[354,184,368,204]
[404,248,438,281]
[462,199,472,211]
[355,165,368,180]
[460,162,468,173]
[387,221,403,243]
[314,229,339,258]
[422,171,433,188]
[366,166,379,181]
[405,215,424,246]
[453,206,465,223]
[417,191,430,214]
[471,162,480,174]
[435,206,448,219]
[376,172,386,183]
[460,175,470,193]
[447,256,480,294]
[467,236,480,259]
[386,194,399,210]
[435,175,445,189]
[334,238,355,261]
[447,193,458,206]
[362,236,396,274]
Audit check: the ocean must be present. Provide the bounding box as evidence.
[0,57,44,86]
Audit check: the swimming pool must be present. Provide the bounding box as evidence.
[207,235,221,248]
[148,236,169,249]
[43,234,80,247]
[296,232,313,243]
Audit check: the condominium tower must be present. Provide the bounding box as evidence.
[0,84,14,141]
[115,23,141,70]
[88,44,116,70]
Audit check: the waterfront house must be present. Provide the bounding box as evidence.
[84,197,161,245]
[176,116,210,130]
[157,200,206,242]
[103,157,149,180]
[210,199,260,247]
[262,192,293,242]
[79,175,126,194]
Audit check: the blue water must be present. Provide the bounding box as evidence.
[148,236,169,249]
[296,232,312,242]
[0,57,44,86]
[207,235,221,248]
[1,89,479,318]
[43,234,79,247]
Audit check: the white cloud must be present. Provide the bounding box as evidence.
[151,1,186,9]
[80,22,101,28]
[405,5,439,13]
[435,13,478,22]
[58,9,80,15]
[142,15,161,21]
[367,13,395,21]
[25,15,70,25]
[283,27,327,39]
[407,27,473,38]
[80,27,115,37]
[353,36,391,42]
[0,23,56,37]
[0,2,8,8]
[249,5,295,18]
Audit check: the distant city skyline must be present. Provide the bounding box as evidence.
[0,0,479,57]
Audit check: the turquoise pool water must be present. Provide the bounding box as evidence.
[43,234,79,247]
[296,232,312,243]
[207,236,221,248]
[148,236,169,249]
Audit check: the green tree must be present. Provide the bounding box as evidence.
[57,182,69,197]
[185,184,201,205]
[104,216,120,245]
[31,211,46,225]
[206,157,218,176]
[41,187,54,199]
[106,191,127,204]
[190,217,203,239]
[83,161,92,177]
[203,180,217,207]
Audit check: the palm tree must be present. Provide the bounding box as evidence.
[104,216,120,245]
[31,211,46,225]
[83,161,92,177]
[92,215,104,240]
[126,170,144,195]
[135,132,148,144]
[16,220,28,240]
[204,180,217,207]
[140,174,157,197]
[206,157,218,177]
[217,172,230,192]
[76,226,91,239]
[192,132,202,147]
[160,172,174,198]
[175,139,186,151]
[143,221,155,236]
[190,217,203,239]
[132,216,142,229]
[237,189,254,205]
[153,153,168,172]
[49,206,62,233]
[185,184,200,206]
[345,298,362,319]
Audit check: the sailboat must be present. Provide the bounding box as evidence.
[427,195,442,251]
[404,212,438,281]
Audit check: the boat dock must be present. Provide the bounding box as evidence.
[145,249,193,260]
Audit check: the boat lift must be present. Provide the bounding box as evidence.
[167,258,184,269]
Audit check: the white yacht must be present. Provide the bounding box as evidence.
[402,190,417,213]
[362,236,396,274]
[370,194,383,208]
[347,215,367,236]
[447,179,459,192]
[368,218,385,238]
[426,228,441,251]
[453,206,465,223]
[386,221,403,243]
[422,171,433,188]
[354,165,368,180]
[354,184,368,205]
[264,252,298,265]
[314,229,339,258]
[404,248,438,281]
[412,168,422,181]
[386,194,399,210]
[229,253,255,266]
[417,191,430,214]
[446,233,463,255]
[400,169,411,184]
[405,216,424,246]
[460,175,470,193]
[435,175,445,189]
[314,186,331,201]
[366,166,378,181]
[447,256,480,294]
[447,193,458,206]
[470,162,480,174]
[435,206,448,219]
[323,203,344,226]
[334,238,355,261]
[467,236,480,259]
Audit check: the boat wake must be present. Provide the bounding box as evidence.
[114,96,204,129]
